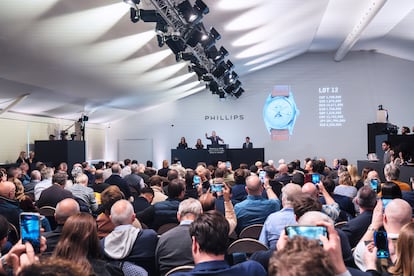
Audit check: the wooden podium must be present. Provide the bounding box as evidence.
[35,140,85,169]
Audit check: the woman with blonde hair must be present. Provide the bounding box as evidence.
[347,164,364,189]
[334,171,358,199]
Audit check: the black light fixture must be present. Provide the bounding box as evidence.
[176,0,198,23]
[165,36,187,54]
[189,64,208,80]
[184,23,207,47]
[224,71,238,86]
[176,52,198,63]
[233,87,244,98]
[122,0,244,99]
[139,9,160,22]
[129,7,139,23]
[194,0,209,15]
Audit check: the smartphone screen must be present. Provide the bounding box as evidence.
[381,198,392,209]
[193,175,201,188]
[285,225,328,243]
[370,179,378,193]
[226,161,231,168]
[374,231,389,259]
[259,171,266,183]
[211,183,224,193]
[311,174,320,184]
[20,212,41,253]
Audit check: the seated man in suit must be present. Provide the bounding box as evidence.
[155,198,203,275]
[43,198,80,253]
[171,210,266,276]
[36,172,73,208]
[340,185,377,248]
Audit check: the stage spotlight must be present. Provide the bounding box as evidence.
[201,74,213,81]
[176,52,198,63]
[184,23,206,47]
[233,87,244,98]
[208,81,219,94]
[189,64,208,80]
[155,22,168,33]
[218,88,226,99]
[212,61,226,78]
[165,36,187,54]
[157,34,164,47]
[226,60,234,70]
[209,27,221,41]
[177,0,198,23]
[129,7,139,23]
[224,71,238,85]
[194,0,209,15]
[139,9,160,22]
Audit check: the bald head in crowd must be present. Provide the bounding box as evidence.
[278,164,288,174]
[55,198,80,224]
[245,175,263,196]
[384,199,412,232]
[0,181,16,199]
[110,199,135,226]
[301,182,319,198]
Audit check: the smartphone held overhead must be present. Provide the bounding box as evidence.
[20,212,41,253]
[211,183,224,193]
[374,231,389,259]
[311,174,320,184]
[285,225,328,243]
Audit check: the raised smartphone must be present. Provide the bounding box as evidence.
[210,183,224,193]
[259,170,266,183]
[370,179,378,193]
[285,225,328,242]
[20,212,41,253]
[311,174,320,184]
[374,231,389,259]
[193,175,201,188]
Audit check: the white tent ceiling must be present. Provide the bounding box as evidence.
[0,0,413,124]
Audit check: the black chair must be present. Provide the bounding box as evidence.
[39,206,57,230]
[227,238,268,265]
[239,224,263,239]
[165,265,194,276]
[157,223,178,235]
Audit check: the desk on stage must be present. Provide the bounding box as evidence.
[357,160,414,184]
[171,148,264,169]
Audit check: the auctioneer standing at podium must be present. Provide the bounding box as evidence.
[205,131,224,145]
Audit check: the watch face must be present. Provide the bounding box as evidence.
[263,96,295,129]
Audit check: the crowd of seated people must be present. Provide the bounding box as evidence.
[0,154,413,276]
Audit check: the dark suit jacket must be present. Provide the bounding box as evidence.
[341,210,373,248]
[242,142,253,149]
[105,174,131,199]
[36,184,73,208]
[43,225,63,253]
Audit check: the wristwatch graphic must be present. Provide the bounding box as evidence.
[263,85,299,140]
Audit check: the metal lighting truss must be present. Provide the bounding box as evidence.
[142,0,243,98]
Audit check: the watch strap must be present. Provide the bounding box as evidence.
[271,85,289,97]
[271,129,289,141]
